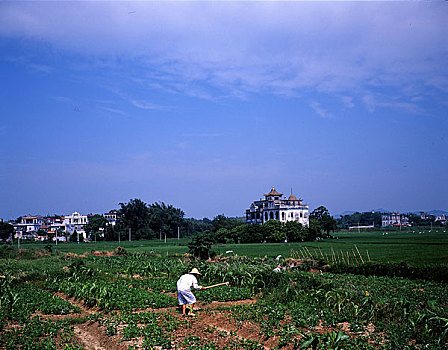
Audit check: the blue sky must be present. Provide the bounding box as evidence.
[1,1,447,219]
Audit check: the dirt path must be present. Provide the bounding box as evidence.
[48,290,271,349]
[73,322,128,350]
[53,292,98,315]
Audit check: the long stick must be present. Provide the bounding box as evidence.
[305,246,314,259]
[354,245,364,264]
[331,248,336,263]
[203,282,229,290]
[319,247,324,260]
[352,249,358,264]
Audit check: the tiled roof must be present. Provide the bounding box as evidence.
[264,187,283,197]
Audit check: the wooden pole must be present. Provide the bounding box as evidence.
[340,250,345,263]
[354,245,364,264]
[366,250,371,262]
[331,248,336,263]
[203,282,229,290]
[305,247,314,259]
[319,247,324,260]
[352,249,358,264]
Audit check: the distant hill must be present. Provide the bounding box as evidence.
[335,208,390,218]
[336,209,448,218]
[424,210,448,216]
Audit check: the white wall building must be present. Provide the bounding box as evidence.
[435,214,447,225]
[246,187,309,227]
[63,212,89,239]
[18,215,43,233]
[382,212,410,227]
[104,209,118,226]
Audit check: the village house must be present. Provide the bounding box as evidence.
[246,187,309,227]
[104,209,118,226]
[381,212,410,227]
[63,212,89,239]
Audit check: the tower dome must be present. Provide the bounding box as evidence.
[288,194,298,201]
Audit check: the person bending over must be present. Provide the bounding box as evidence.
[176,268,203,316]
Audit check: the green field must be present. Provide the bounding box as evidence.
[1,229,447,349]
[10,229,448,266]
[1,244,447,349]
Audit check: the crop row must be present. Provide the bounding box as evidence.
[224,270,448,349]
[0,316,84,350]
[1,278,81,324]
[91,310,181,348]
[45,276,177,311]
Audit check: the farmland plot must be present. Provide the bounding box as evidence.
[0,251,447,349]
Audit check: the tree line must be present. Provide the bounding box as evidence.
[336,211,446,229]
[188,207,337,259]
[1,199,338,245]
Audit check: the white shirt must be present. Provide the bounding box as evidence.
[177,273,202,292]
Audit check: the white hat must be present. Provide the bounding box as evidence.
[189,268,201,275]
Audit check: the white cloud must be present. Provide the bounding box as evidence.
[27,63,53,73]
[99,106,126,116]
[310,101,334,119]
[130,100,166,111]
[340,96,355,109]
[362,93,423,115]
[1,2,447,110]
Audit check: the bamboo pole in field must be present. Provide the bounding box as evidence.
[302,247,308,259]
[314,249,318,260]
[325,253,329,263]
[299,247,306,259]
[319,247,324,260]
[346,251,350,265]
[304,248,310,259]
[366,250,371,262]
[331,248,337,263]
[352,249,358,264]
[354,245,365,264]
[304,246,312,259]
[340,250,345,263]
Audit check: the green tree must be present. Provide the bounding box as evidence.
[283,221,304,242]
[85,214,108,241]
[212,214,239,232]
[118,198,151,240]
[306,218,321,241]
[214,227,231,243]
[148,202,185,239]
[310,206,337,236]
[188,231,216,260]
[70,230,84,243]
[181,217,213,236]
[321,215,337,235]
[0,222,14,241]
[263,220,286,242]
